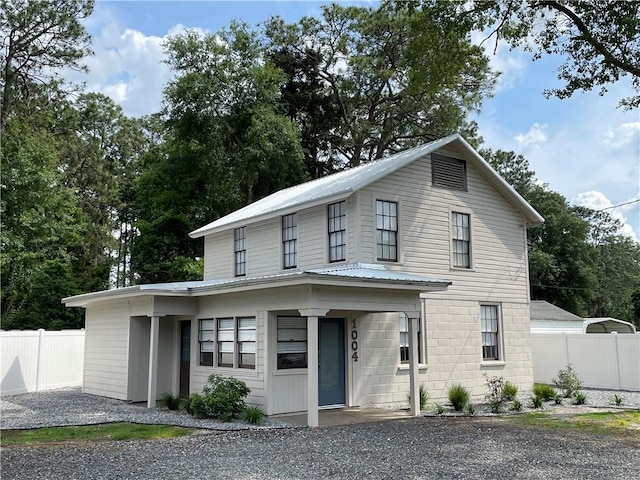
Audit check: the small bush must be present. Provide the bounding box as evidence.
[186,375,251,421]
[553,393,563,405]
[242,405,266,425]
[532,383,556,401]
[435,403,445,415]
[157,391,182,411]
[407,384,429,411]
[530,395,544,409]
[448,384,470,411]
[188,393,207,418]
[553,364,582,398]
[613,394,623,406]
[511,399,523,412]
[502,382,519,401]
[484,375,506,413]
[573,391,587,405]
[465,403,476,416]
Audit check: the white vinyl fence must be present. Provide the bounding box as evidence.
[1,329,85,396]
[531,333,640,392]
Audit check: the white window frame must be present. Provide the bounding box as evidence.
[450,209,473,269]
[276,316,307,369]
[399,313,425,365]
[328,201,347,263]
[237,316,256,369]
[480,304,503,362]
[376,199,399,262]
[282,213,298,269]
[234,226,246,277]
[198,318,214,366]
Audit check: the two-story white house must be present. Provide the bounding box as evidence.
[64,134,543,426]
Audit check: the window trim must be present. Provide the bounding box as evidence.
[399,312,425,365]
[480,304,503,363]
[234,226,246,277]
[328,201,347,263]
[431,153,468,191]
[198,318,214,366]
[450,209,473,270]
[237,316,256,369]
[375,199,399,262]
[282,213,298,270]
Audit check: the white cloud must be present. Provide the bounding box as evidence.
[515,123,548,148]
[572,191,639,242]
[602,121,640,149]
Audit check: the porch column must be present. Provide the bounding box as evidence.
[299,308,330,428]
[407,311,420,416]
[147,315,160,408]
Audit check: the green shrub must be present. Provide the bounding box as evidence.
[241,405,266,425]
[573,391,587,405]
[435,403,445,415]
[201,374,251,421]
[532,383,556,401]
[484,375,507,413]
[448,384,470,411]
[502,382,519,401]
[530,395,543,409]
[465,403,476,415]
[553,393,563,405]
[553,364,582,398]
[187,393,207,418]
[407,384,429,411]
[511,399,523,412]
[157,391,182,410]
[614,394,623,406]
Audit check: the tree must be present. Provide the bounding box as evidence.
[0,0,94,130]
[481,148,536,196]
[131,23,306,283]
[264,3,495,168]
[406,0,640,108]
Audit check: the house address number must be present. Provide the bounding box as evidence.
[351,319,358,362]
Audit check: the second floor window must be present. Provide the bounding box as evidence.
[452,212,471,268]
[282,213,298,269]
[328,201,346,262]
[234,227,246,277]
[376,200,398,261]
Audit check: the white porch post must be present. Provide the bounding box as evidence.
[147,315,160,408]
[299,308,329,428]
[407,311,420,416]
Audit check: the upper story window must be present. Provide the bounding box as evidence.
[282,213,297,269]
[432,154,467,191]
[328,201,346,262]
[234,226,246,277]
[277,316,307,369]
[481,305,501,361]
[198,319,214,366]
[451,212,471,268]
[376,200,398,262]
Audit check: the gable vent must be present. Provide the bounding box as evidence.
[431,154,467,191]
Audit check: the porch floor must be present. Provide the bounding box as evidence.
[273,407,414,427]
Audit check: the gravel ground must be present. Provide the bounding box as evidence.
[1,388,639,479]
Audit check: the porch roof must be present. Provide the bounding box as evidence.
[63,263,451,307]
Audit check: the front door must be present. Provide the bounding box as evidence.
[179,321,191,396]
[318,318,345,406]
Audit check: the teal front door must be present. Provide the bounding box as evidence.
[318,318,345,406]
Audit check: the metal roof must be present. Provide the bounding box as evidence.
[530,300,583,322]
[190,134,544,238]
[63,263,451,307]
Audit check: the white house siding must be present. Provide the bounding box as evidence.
[83,302,131,400]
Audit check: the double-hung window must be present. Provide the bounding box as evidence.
[399,313,422,364]
[376,200,398,261]
[481,305,500,361]
[452,212,471,268]
[217,318,235,367]
[199,319,214,366]
[237,317,256,369]
[234,227,246,277]
[328,201,346,262]
[277,316,307,369]
[282,213,298,269]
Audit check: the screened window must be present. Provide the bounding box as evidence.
[217,318,234,367]
[282,213,297,269]
[376,200,398,261]
[237,317,256,369]
[234,227,246,277]
[277,316,307,369]
[481,305,500,361]
[399,313,422,364]
[199,319,214,366]
[328,201,346,262]
[452,212,471,268]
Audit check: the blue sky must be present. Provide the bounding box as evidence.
[74,0,640,240]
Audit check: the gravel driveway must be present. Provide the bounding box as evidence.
[1,388,639,479]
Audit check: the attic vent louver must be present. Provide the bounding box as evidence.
[431,154,467,191]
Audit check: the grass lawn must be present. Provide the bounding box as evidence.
[1,422,195,447]
[507,410,640,440]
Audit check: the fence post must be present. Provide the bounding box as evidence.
[613,332,622,391]
[35,328,44,392]
[563,332,570,367]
